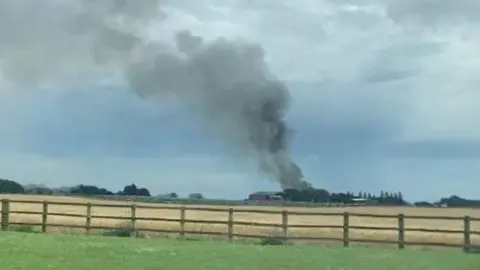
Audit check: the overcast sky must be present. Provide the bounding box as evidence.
[1,0,480,201]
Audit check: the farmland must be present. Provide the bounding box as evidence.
[1,194,480,247]
[0,232,478,270]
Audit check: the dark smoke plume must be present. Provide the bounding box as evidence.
[0,0,311,190]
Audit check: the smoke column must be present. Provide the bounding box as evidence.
[0,0,310,190]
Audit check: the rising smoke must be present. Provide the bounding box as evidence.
[0,0,310,190]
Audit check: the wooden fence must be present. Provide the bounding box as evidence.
[1,199,479,252]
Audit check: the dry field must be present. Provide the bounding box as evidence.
[1,194,480,246]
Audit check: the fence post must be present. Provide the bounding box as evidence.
[1,199,10,231]
[179,206,186,238]
[228,208,234,242]
[397,214,405,249]
[41,201,48,233]
[463,216,471,253]
[130,204,137,237]
[343,212,350,247]
[85,203,92,235]
[282,210,288,240]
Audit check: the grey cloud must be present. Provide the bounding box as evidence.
[361,68,416,84]
[386,0,480,26]
[359,41,444,83]
[323,0,480,27]
[0,1,163,84]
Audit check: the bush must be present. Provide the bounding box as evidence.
[258,231,286,246]
[9,225,38,233]
[102,223,142,238]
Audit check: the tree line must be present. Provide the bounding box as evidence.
[2,178,404,204]
[414,195,480,208]
[279,189,405,205]
[0,178,152,197]
[2,178,479,207]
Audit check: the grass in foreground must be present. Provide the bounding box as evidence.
[0,232,479,270]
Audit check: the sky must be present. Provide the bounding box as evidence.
[1,0,480,201]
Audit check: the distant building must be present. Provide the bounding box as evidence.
[248,191,284,201]
[351,198,378,206]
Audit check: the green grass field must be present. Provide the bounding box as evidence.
[0,232,478,270]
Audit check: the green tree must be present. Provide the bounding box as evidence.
[120,183,151,196]
[0,179,25,194]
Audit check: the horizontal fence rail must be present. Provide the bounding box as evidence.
[1,199,479,252]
